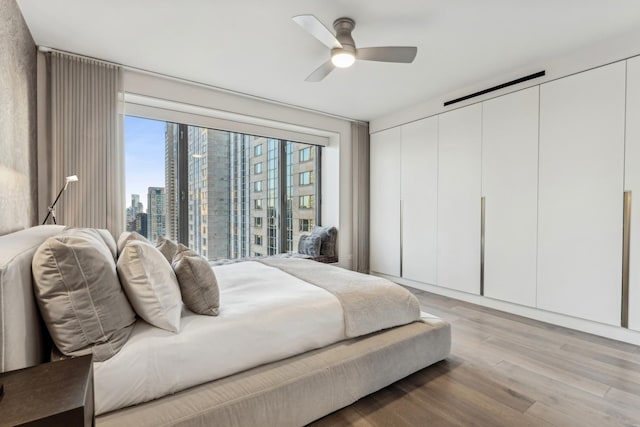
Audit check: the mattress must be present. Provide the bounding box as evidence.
[94,261,345,415]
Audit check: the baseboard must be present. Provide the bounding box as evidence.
[373,272,640,346]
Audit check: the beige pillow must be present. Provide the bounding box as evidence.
[64,227,118,260]
[32,233,136,361]
[156,236,179,264]
[172,244,220,316]
[117,240,182,332]
[96,229,118,259]
[117,231,150,255]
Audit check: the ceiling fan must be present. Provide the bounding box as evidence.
[292,15,418,82]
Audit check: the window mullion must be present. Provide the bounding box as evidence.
[278,140,287,253]
[178,123,189,245]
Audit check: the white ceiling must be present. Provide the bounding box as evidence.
[16,0,640,121]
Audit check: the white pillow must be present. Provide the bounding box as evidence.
[116,240,182,332]
[116,231,151,256]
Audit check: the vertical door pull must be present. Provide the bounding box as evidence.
[622,191,631,328]
[480,196,485,296]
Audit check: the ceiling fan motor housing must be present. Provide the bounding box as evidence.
[333,17,356,56]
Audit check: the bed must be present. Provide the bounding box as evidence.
[0,225,451,426]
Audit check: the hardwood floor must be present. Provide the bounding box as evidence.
[309,287,640,427]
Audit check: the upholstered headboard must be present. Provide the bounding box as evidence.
[0,225,65,372]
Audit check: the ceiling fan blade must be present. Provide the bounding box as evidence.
[356,47,418,63]
[293,15,342,50]
[305,60,335,82]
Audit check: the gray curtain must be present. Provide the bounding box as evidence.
[351,121,370,273]
[42,52,124,236]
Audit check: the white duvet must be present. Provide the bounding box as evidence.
[94,261,345,415]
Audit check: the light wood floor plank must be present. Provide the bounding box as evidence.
[308,287,640,426]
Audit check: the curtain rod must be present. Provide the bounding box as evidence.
[37,46,366,125]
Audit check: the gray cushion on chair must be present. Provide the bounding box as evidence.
[310,226,337,257]
[298,234,322,257]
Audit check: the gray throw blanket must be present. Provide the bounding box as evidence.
[259,258,421,337]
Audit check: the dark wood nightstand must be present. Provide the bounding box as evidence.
[0,354,94,427]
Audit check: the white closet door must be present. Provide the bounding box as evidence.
[538,62,626,326]
[369,127,401,276]
[401,117,438,284]
[482,87,539,307]
[626,56,640,331]
[437,104,482,294]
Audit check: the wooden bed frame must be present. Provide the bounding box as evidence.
[0,226,451,426]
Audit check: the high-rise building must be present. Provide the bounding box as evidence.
[163,123,318,260]
[165,123,179,241]
[287,142,317,252]
[135,212,148,238]
[126,194,144,232]
[188,127,230,259]
[147,187,166,242]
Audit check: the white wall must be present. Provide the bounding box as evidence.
[122,71,354,268]
[371,26,640,133]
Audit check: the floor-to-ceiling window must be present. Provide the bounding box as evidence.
[125,115,320,259]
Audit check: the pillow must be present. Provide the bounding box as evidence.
[310,226,337,257]
[117,231,150,255]
[64,227,118,260]
[156,236,179,264]
[298,234,322,257]
[117,240,182,332]
[96,229,118,259]
[32,233,136,362]
[172,244,220,316]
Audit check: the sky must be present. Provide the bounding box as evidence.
[124,115,166,212]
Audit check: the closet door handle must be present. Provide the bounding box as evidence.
[622,191,631,328]
[480,196,485,296]
[400,199,403,278]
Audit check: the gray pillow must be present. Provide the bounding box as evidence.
[310,226,337,257]
[298,234,322,257]
[117,240,182,333]
[156,235,179,264]
[172,244,220,316]
[32,233,136,361]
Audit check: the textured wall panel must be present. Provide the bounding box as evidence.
[0,0,37,235]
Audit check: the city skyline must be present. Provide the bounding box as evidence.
[125,115,319,258]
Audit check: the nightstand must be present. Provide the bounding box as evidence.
[0,354,94,427]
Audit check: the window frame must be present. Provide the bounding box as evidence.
[299,195,314,209]
[299,218,313,232]
[299,147,311,162]
[299,171,312,186]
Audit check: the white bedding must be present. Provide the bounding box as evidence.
[94,261,345,415]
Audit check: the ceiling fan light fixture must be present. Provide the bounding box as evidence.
[331,50,355,68]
